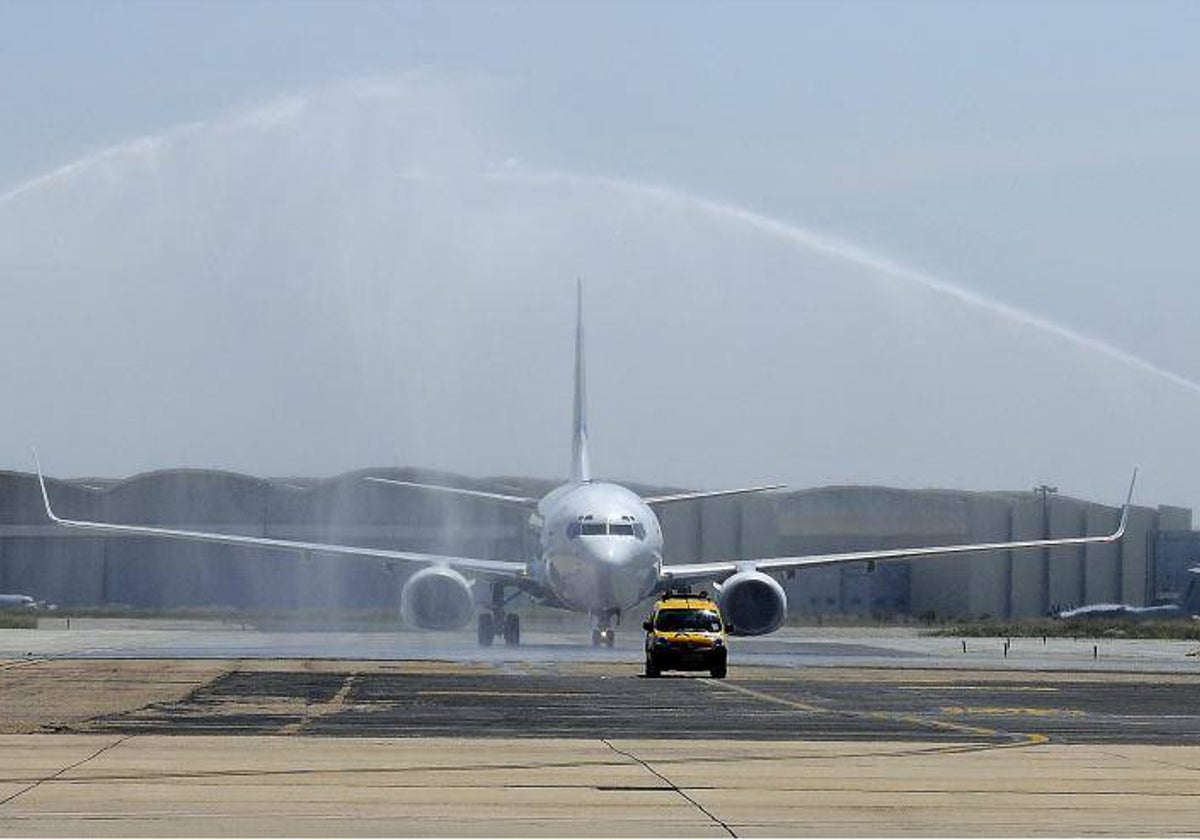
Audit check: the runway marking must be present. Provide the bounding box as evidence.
[277,673,356,735]
[703,679,1049,751]
[414,690,587,698]
[0,658,46,671]
[892,684,1061,692]
[939,705,1085,718]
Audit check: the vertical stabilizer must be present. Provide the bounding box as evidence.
[571,279,591,483]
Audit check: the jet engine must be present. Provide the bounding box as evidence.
[718,570,787,635]
[399,566,475,630]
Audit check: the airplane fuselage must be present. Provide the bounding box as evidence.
[530,481,664,615]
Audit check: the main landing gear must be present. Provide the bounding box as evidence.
[477,582,521,647]
[590,610,619,648]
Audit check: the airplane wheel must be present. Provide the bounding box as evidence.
[604,630,615,648]
[591,629,602,647]
[645,658,660,678]
[477,613,494,647]
[504,614,520,646]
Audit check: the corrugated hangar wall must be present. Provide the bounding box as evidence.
[0,468,1189,618]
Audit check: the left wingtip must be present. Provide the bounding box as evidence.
[30,448,59,524]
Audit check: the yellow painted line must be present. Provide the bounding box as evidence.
[699,679,828,714]
[939,706,1084,718]
[414,690,585,698]
[703,679,1049,750]
[0,658,46,671]
[892,684,1060,693]
[278,674,357,735]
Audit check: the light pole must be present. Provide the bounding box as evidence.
[1034,484,1058,615]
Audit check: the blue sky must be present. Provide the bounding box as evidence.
[2,0,1199,505]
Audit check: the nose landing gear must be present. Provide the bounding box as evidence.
[591,627,615,647]
[477,583,521,647]
[590,610,620,648]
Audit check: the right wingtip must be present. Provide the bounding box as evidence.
[1112,467,1139,540]
[1126,467,1139,507]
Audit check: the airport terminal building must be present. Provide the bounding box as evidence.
[0,468,1192,619]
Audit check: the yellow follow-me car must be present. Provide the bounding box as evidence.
[642,591,729,678]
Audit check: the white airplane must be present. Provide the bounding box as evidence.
[35,284,1136,647]
[0,594,37,609]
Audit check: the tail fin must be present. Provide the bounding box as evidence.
[571,279,591,483]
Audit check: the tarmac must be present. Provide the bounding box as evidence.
[1,623,1199,835]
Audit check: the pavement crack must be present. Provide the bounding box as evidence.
[0,734,130,809]
[602,739,736,837]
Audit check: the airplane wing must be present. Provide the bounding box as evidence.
[662,470,1137,584]
[364,477,538,508]
[641,484,786,506]
[34,455,527,579]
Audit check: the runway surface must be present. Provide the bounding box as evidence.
[51,662,1200,745]
[3,624,1200,835]
[6,619,1200,673]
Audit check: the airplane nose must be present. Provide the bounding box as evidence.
[586,538,640,566]
[578,537,659,608]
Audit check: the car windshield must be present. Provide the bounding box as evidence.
[654,609,722,632]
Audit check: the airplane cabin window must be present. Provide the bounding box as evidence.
[610,523,635,536]
[580,522,607,536]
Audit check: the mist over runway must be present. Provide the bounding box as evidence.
[5,622,1198,675]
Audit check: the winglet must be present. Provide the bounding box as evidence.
[32,448,64,525]
[1115,467,1138,539]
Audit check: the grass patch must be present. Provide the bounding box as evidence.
[0,610,38,629]
[46,604,410,631]
[929,617,1200,641]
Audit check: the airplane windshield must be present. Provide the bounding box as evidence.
[654,609,722,632]
[567,520,647,539]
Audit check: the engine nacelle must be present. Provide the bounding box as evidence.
[718,570,787,636]
[399,566,475,630]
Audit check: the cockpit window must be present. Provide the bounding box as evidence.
[567,517,648,540]
[655,609,722,633]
